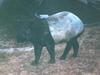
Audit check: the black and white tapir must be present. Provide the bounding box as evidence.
[31,11,84,65]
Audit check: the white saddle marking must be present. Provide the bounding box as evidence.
[40,11,84,43]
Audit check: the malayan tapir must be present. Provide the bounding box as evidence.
[30,11,84,65]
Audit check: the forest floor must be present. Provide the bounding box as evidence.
[0,26,100,75]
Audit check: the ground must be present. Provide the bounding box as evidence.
[0,26,100,75]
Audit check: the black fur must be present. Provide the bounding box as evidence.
[31,17,55,65]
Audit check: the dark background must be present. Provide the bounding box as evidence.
[0,0,100,41]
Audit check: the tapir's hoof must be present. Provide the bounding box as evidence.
[48,59,55,64]
[72,54,78,58]
[60,56,66,60]
[31,61,40,66]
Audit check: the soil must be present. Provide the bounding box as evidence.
[0,26,100,75]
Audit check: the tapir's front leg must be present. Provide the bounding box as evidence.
[31,44,42,65]
[46,43,55,64]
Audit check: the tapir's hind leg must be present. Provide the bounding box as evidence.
[60,37,79,60]
[72,31,83,57]
[72,37,79,57]
[60,39,73,60]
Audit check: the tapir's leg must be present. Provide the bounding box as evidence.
[31,44,42,65]
[72,37,79,57]
[44,30,56,64]
[60,40,73,60]
[46,43,55,64]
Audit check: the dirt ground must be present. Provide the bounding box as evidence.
[0,26,100,75]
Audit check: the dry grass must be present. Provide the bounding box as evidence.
[0,26,100,75]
